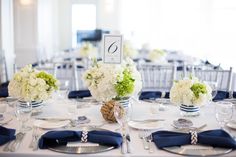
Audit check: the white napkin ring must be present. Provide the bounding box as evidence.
[189,130,198,145]
[81,130,88,143]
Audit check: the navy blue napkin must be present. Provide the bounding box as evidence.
[0,81,9,88]
[68,90,91,99]
[213,91,236,101]
[0,87,8,97]
[139,91,169,100]
[39,130,122,149]
[0,126,16,146]
[152,129,236,149]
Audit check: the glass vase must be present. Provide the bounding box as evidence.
[180,104,200,117]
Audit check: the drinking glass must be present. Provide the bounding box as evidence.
[215,101,233,129]
[0,101,7,121]
[58,80,70,100]
[15,101,32,132]
[206,81,218,100]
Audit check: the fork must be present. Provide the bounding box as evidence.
[138,130,149,150]
[10,132,25,152]
[146,133,154,153]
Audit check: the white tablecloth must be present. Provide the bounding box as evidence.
[0,99,236,157]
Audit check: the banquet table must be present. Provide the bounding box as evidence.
[0,97,236,157]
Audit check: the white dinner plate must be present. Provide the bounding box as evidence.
[34,119,70,129]
[226,120,236,130]
[128,120,163,130]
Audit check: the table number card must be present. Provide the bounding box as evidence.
[103,34,123,64]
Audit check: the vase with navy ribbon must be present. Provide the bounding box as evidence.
[180,104,200,117]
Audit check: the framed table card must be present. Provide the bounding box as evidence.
[103,34,123,64]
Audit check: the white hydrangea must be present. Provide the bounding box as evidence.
[79,42,97,58]
[8,65,58,101]
[83,58,142,102]
[123,41,138,58]
[148,49,167,63]
[170,77,212,106]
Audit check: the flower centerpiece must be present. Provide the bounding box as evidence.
[147,49,167,63]
[123,41,138,59]
[8,65,58,102]
[170,77,212,116]
[83,58,142,122]
[79,42,97,58]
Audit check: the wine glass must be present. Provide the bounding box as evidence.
[0,101,7,121]
[113,102,131,134]
[15,101,32,132]
[206,81,218,100]
[215,101,233,129]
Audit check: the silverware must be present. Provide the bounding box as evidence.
[10,132,25,152]
[126,134,131,153]
[35,117,71,121]
[138,131,149,150]
[3,139,14,152]
[172,124,207,132]
[121,134,126,154]
[3,132,22,152]
[29,126,38,148]
[146,133,154,153]
[33,134,40,151]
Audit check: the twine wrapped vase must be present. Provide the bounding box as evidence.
[100,97,130,123]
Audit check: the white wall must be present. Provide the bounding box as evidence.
[0,0,14,79]
[37,0,60,60]
[14,0,38,67]
[57,0,72,51]
[0,0,2,50]
[96,0,121,31]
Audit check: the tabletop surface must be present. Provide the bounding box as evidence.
[0,97,236,157]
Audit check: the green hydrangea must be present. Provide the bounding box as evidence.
[190,83,207,98]
[36,71,58,90]
[115,69,135,98]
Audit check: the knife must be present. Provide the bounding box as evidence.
[35,117,71,121]
[131,119,165,123]
[121,134,127,154]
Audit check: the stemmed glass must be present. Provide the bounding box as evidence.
[215,101,233,129]
[113,103,131,134]
[15,101,32,132]
[206,81,218,100]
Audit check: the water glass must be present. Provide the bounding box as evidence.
[206,81,218,99]
[15,101,32,132]
[58,80,70,100]
[0,101,7,120]
[215,101,233,129]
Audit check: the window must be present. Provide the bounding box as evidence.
[72,4,96,47]
[120,0,236,69]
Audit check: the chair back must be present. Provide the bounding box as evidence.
[53,61,77,91]
[74,64,88,90]
[184,65,233,91]
[0,50,8,84]
[137,64,176,92]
